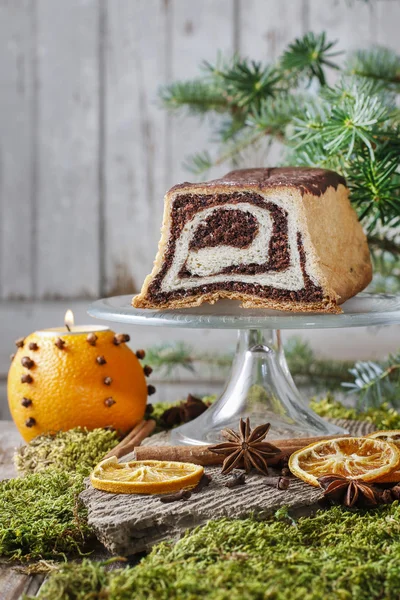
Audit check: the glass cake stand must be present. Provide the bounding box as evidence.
[88,293,400,445]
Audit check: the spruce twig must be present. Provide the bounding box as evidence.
[159,31,400,269]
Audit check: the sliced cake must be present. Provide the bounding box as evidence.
[133,167,372,313]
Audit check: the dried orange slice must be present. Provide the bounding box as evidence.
[289,437,400,487]
[367,430,400,445]
[90,457,204,494]
[367,431,400,483]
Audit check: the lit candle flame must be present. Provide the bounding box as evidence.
[64,310,75,331]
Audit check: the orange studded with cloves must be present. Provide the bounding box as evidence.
[7,329,148,442]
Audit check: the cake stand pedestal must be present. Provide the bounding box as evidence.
[88,293,400,445]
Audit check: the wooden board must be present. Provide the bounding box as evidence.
[0,0,35,300]
[80,418,376,556]
[0,567,45,600]
[0,421,22,480]
[238,0,305,61]
[35,0,100,299]
[237,0,305,167]
[374,0,400,51]
[308,0,373,62]
[1,0,400,303]
[169,0,235,184]
[103,0,170,295]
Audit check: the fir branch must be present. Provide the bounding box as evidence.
[280,32,342,85]
[292,79,390,160]
[160,79,230,115]
[203,56,281,112]
[247,93,310,137]
[349,151,400,229]
[346,47,400,89]
[183,151,214,176]
[215,115,248,143]
[184,129,266,176]
[145,342,233,376]
[145,339,353,390]
[159,32,400,241]
[343,352,400,409]
[368,234,400,257]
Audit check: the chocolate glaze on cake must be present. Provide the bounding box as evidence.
[171,167,346,197]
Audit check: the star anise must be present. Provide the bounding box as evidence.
[209,418,280,476]
[318,474,379,508]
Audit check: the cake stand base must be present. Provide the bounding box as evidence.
[171,329,345,445]
[88,293,400,446]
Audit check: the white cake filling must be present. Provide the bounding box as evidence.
[161,195,319,293]
[186,205,272,277]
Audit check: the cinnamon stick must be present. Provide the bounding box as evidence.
[135,444,220,466]
[134,433,349,466]
[104,419,156,459]
[275,433,348,448]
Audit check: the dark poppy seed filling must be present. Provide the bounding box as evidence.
[147,192,326,305]
[189,208,259,250]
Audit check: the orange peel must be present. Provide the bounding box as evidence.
[90,457,204,494]
[288,436,400,487]
[366,431,400,483]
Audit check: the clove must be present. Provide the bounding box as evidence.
[21,397,33,408]
[136,349,146,359]
[96,355,107,365]
[25,417,36,428]
[21,374,33,384]
[10,354,15,362]
[391,485,400,501]
[381,489,393,504]
[225,472,246,488]
[143,365,153,377]
[29,342,39,351]
[55,337,66,349]
[104,397,116,407]
[87,333,98,346]
[277,476,290,490]
[160,489,192,503]
[103,376,113,386]
[191,473,212,493]
[145,404,154,416]
[114,333,130,345]
[15,337,25,348]
[21,356,35,369]
[147,385,156,396]
[263,476,290,490]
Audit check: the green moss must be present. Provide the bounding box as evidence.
[14,427,119,475]
[7,397,400,571]
[0,469,92,561]
[31,503,400,599]
[0,427,119,561]
[311,395,400,430]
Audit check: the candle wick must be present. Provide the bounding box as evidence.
[65,323,71,332]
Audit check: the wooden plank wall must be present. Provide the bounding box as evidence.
[2,0,400,303]
[1,0,400,420]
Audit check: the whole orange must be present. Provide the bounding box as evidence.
[8,328,148,442]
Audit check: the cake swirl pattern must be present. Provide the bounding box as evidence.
[133,168,372,313]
